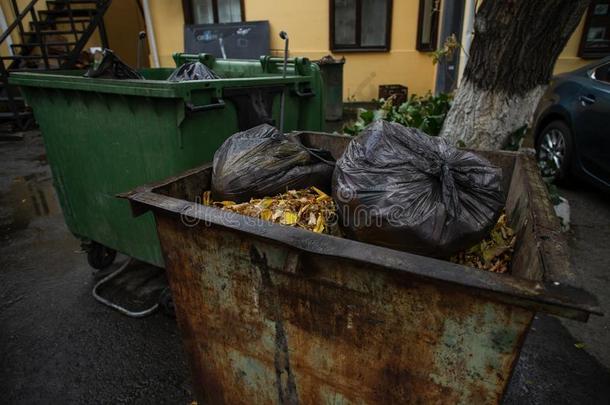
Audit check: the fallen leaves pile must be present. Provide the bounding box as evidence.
[450,213,516,273]
[202,187,340,235]
[203,187,517,273]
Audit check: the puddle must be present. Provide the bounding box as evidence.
[0,172,60,238]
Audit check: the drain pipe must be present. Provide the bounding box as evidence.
[141,0,160,67]
[279,31,289,133]
[136,31,146,69]
[457,0,475,86]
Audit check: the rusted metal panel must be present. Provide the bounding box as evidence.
[123,131,601,404]
[126,183,599,321]
[158,216,534,404]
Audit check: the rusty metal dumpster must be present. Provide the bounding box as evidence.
[124,132,600,404]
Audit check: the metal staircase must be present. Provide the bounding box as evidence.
[0,0,112,131]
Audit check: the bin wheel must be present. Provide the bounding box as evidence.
[159,287,176,318]
[87,242,117,270]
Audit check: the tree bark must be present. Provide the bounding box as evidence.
[441,0,591,150]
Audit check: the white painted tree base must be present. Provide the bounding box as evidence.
[440,80,547,150]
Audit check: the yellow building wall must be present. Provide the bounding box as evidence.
[0,0,595,96]
[554,14,590,74]
[148,0,185,67]
[104,0,149,67]
[0,0,44,57]
[248,0,438,101]
[148,0,437,101]
[144,0,595,101]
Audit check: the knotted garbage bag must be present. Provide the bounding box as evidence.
[167,62,221,82]
[333,120,504,258]
[84,49,143,80]
[212,124,335,203]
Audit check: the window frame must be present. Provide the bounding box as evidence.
[579,1,610,59]
[416,0,441,52]
[182,0,245,25]
[329,0,393,53]
[589,62,610,84]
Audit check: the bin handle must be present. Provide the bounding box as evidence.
[293,88,315,98]
[185,98,226,113]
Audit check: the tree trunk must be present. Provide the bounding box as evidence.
[440,0,590,150]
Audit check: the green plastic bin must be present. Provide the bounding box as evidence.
[316,56,345,121]
[9,53,325,268]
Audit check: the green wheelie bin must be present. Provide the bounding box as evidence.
[9,53,325,269]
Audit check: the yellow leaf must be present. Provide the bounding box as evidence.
[261,209,273,221]
[259,198,273,208]
[283,211,298,225]
[482,246,509,263]
[220,201,236,207]
[313,214,325,233]
[312,186,329,198]
[491,230,505,246]
[202,191,211,206]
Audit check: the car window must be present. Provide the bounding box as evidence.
[593,63,610,84]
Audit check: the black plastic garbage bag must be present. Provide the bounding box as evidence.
[333,120,504,258]
[212,124,335,202]
[84,49,143,80]
[167,62,221,82]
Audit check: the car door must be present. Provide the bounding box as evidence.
[573,62,610,184]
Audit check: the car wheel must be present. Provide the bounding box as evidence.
[536,120,573,184]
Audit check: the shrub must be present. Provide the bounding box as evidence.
[344,92,452,136]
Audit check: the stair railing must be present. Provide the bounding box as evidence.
[61,0,112,68]
[0,0,113,130]
[0,0,39,129]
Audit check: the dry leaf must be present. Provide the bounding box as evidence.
[202,191,211,206]
[261,209,272,221]
[313,214,325,233]
[203,187,339,235]
[283,211,298,225]
[450,212,516,273]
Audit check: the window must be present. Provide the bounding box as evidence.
[579,1,610,58]
[416,0,440,51]
[330,0,393,52]
[183,0,244,25]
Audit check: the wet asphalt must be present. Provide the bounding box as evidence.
[1,132,609,404]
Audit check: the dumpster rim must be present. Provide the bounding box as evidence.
[9,72,313,98]
[121,163,602,322]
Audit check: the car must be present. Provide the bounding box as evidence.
[532,56,610,190]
